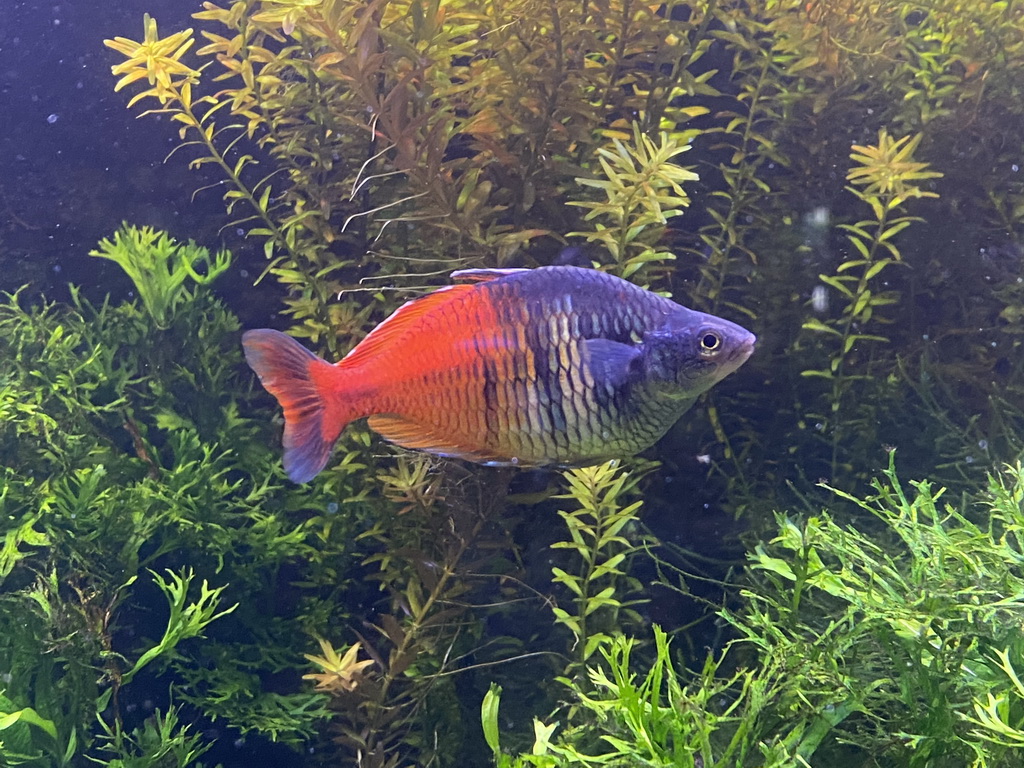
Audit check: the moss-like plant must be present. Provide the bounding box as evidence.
[89,224,231,330]
[0,228,376,764]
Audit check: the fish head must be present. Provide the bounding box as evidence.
[642,309,756,398]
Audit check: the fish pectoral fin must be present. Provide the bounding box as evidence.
[584,338,642,390]
[449,268,531,283]
[368,414,503,463]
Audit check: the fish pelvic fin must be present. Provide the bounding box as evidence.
[242,329,355,483]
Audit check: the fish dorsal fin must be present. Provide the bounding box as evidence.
[367,414,503,463]
[449,267,531,284]
[340,284,476,368]
[584,338,642,390]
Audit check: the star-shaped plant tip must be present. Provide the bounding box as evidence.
[104,14,200,108]
[847,130,942,200]
[303,637,375,693]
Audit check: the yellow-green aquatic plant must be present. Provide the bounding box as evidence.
[802,130,940,478]
[89,224,231,330]
[106,13,199,107]
[549,460,650,676]
[302,636,375,694]
[103,2,726,351]
[569,125,700,289]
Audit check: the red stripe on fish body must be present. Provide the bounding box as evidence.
[346,285,505,450]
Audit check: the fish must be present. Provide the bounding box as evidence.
[242,266,756,483]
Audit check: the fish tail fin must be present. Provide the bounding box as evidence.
[242,329,357,483]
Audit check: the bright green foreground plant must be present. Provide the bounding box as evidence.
[0,227,372,765]
[737,456,1024,766]
[483,627,813,768]
[89,224,230,329]
[483,457,1024,767]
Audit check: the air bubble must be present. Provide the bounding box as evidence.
[811,285,828,313]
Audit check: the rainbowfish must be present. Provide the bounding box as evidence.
[243,266,756,483]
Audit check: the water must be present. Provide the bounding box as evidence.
[3,2,1024,766]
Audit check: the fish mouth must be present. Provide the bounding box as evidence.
[732,332,757,363]
[719,332,756,375]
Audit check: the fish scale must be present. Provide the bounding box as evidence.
[242,265,756,482]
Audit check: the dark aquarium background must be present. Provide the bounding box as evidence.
[3,1,1024,767]
[1,0,276,322]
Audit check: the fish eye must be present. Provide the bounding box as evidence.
[700,332,721,352]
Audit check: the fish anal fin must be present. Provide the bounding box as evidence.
[450,268,531,284]
[584,338,642,390]
[341,284,476,368]
[368,414,502,463]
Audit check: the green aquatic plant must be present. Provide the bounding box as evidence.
[685,4,785,320]
[569,125,700,288]
[104,2,726,352]
[0,697,62,767]
[92,705,212,768]
[94,1,1024,764]
[481,458,1024,767]
[118,569,237,688]
[802,130,940,478]
[89,224,231,330]
[302,456,514,767]
[105,11,335,347]
[482,628,817,768]
[737,456,1024,766]
[0,231,377,764]
[549,461,650,678]
[0,567,234,768]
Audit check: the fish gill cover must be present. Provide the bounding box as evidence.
[1,1,1024,767]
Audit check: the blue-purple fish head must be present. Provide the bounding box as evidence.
[642,308,756,399]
